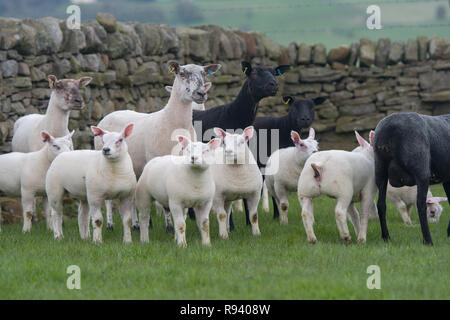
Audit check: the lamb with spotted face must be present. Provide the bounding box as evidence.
[264,128,318,224]
[135,136,221,247]
[210,126,263,239]
[95,61,220,230]
[46,124,137,244]
[0,131,73,233]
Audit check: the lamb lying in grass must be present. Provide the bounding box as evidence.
[297,131,377,244]
[46,124,136,243]
[136,135,221,247]
[264,128,318,224]
[0,131,73,232]
[387,184,447,224]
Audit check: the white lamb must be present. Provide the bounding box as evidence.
[297,131,377,244]
[46,124,136,243]
[136,135,221,247]
[0,131,73,232]
[12,75,91,153]
[264,128,318,224]
[95,61,220,230]
[387,184,447,224]
[211,126,263,239]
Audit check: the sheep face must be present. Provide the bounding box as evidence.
[176,135,221,169]
[241,61,290,100]
[352,130,375,160]
[214,126,254,164]
[41,131,74,158]
[426,197,447,223]
[291,128,318,157]
[91,124,134,161]
[283,96,325,131]
[48,75,92,111]
[167,61,221,104]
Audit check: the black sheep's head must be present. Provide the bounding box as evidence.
[282,96,325,131]
[241,61,290,100]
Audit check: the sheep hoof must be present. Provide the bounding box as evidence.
[132,224,140,231]
[106,223,114,231]
[342,236,352,244]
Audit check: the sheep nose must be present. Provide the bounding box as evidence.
[74,98,82,104]
[103,147,110,154]
[267,82,278,91]
[196,90,206,98]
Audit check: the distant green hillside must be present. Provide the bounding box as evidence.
[1,0,449,48]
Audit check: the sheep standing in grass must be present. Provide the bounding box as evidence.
[264,128,318,224]
[0,131,73,232]
[373,112,450,245]
[387,184,447,225]
[136,136,221,247]
[297,131,376,244]
[46,124,136,243]
[96,61,220,230]
[211,126,263,239]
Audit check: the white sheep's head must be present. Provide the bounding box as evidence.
[291,127,318,159]
[91,123,134,161]
[176,135,221,169]
[213,126,254,165]
[48,75,92,111]
[41,130,74,160]
[426,197,447,223]
[352,130,375,159]
[167,61,221,104]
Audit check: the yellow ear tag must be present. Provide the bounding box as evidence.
[243,67,248,74]
[169,66,175,73]
[49,80,54,88]
[283,98,291,105]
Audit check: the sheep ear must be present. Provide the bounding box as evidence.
[78,77,92,88]
[204,64,221,76]
[355,131,369,148]
[48,75,57,88]
[204,82,212,92]
[369,130,375,145]
[208,138,221,150]
[282,96,294,105]
[308,128,315,139]
[274,65,291,76]
[437,197,448,203]
[241,61,252,76]
[41,131,53,143]
[91,126,106,137]
[168,60,180,74]
[165,86,172,93]
[66,130,75,139]
[312,97,326,106]
[122,123,134,139]
[243,126,254,141]
[176,135,190,149]
[291,131,301,145]
[213,127,227,139]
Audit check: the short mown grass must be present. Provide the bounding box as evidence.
[0,185,449,300]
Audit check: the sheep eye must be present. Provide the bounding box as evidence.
[53,145,60,150]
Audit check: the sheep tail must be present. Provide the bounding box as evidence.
[311,163,322,183]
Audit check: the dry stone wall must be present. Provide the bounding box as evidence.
[1,14,450,152]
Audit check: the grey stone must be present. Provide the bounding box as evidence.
[312,43,327,65]
[417,36,428,61]
[429,36,450,60]
[359,39,376,67]
[388,41,404,64]
[375,38,390,68]
[348,42,360,66]
[299,67,345,83]
[96,13,117,33]
[297,43,311,64]
[405,39,418,63]
[0,60,18,77]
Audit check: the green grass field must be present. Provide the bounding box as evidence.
[0,184,449,300]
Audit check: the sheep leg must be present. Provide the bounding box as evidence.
[130,198,139,231]
[335,197,352,243]
[228,210,235,231]
[300,196,316,243]
[78,201,90,240]
[262,182,270,213]
[105,200,114,231]
[244,198,251,225]
[119,196,133,243]
[188,208,196,220]
[136,188,152,243]
[443,181,450,237]
[51,203,64,240]
[272,196,280,219]
[165,209,174,233]
[224,201,233,232]
[216,201,229,240]
[169,202,187,248]
[234,199,244,212]
[393,200,413,225]
[274,183,289,224]
[375,156,390,241]
[21,189,35,233]
[347,204,360,237]
[358,197,374,244]
[195,201,212,246]
[89,202,104,244]
[416,177,433,245]
[246,192,261,236]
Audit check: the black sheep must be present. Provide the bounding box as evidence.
[373,112,450,245]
